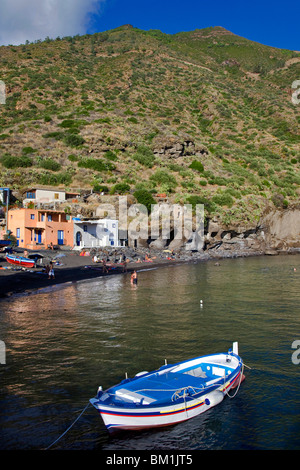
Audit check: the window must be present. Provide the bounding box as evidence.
[41,214,45,222]
[16,228,20,238]
[30,214,35,220]
[54,193,59,200]
[26,192,35,199]
[83,225,88,232]
[47,215,52,222]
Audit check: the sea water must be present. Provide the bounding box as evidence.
[0,254,299,450]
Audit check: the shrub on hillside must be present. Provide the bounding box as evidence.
[36,171,72,186]
[63,133,85,147]
[189,160,204,172]
[1,155,32,168]
[110,183,130,194]
[59,119,79,128]
[104,150,118,161]
[78,158,115,171]
[127,116,138,124]
[39,158,61,171]
[93,183,109,193]
[150,170,177,192]
[43,131,64,140]
[187,195,214,214]
[133,145,155,168]
[68,154,78,162]
[133,189,156,213]
[43,129,85,147]
[212,193,234,207]
[22,146,36,155]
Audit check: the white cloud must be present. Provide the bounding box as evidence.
[0,0,105,45]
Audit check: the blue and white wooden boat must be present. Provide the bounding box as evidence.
[90,342,244,432]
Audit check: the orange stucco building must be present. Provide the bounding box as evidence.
[7,208,74,249]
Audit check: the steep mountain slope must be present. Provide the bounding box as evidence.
[0,25,299,225]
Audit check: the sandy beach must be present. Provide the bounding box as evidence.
[0,247,191,299]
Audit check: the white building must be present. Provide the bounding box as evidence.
[0,187,10,205]
[73,219,120,249]
[22,187,80,206]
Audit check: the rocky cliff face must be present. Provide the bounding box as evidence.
[205,204,300,256]
[146,203,300,257]
[260,206,300,252]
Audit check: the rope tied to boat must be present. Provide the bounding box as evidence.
[224,363,244,399]
[172,386,204,401]
[44,401,91,450]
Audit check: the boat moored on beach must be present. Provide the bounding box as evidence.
[90,342,245,432]
[5,254,36,268]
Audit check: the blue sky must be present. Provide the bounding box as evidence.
[87,0,299,50]
[0,0,299,50]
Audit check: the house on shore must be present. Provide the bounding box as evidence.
[73,219,120,249]
[22,187,80,207]
[7,208,74,249]
[0,187,11,231]
[0,187,11,205]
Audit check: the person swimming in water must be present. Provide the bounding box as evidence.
[131,270,137,285]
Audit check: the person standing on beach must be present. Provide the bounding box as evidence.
[102,259,108,274]
[48,262,55,279]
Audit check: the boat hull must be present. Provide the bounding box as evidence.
[6,254,35,268]
[90,346,244,432]
[91,388,226,432]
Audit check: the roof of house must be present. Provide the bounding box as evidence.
[22,186,81,195]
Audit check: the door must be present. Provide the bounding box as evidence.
[57,230,64,245]
[76,231,82,247]
[37,230,42,244]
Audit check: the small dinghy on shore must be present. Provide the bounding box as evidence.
[6,254,35,268]
[90,342,245,432]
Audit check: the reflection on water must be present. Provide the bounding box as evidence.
[0,255,299,450]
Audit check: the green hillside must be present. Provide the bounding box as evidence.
[0,25,299,225]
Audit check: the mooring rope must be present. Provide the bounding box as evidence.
[44,402,91,450]
[224,363,245,399]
